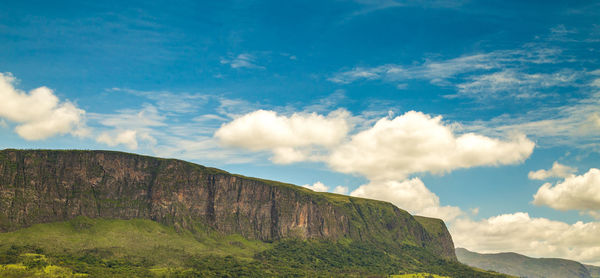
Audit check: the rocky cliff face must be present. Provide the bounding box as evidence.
[0,149,456,260]
[415,216,456,261]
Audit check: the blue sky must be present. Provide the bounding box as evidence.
[2,0,600,264]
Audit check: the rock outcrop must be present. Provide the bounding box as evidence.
[0,149,456,260]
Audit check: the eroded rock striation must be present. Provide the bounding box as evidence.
[0,149,456,260]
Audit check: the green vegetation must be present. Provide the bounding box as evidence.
[0,150,511,277]
[0,217,268,264]
[414,216,446,236]
[391,273,450,278]
[0,217,512,277]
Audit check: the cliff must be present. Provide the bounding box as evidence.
[0,149,456,261]
[414,216,456,261]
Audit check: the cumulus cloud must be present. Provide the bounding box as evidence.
[528,161,577,180]
[302,181,329,192]
[214,109,533,221]
[97,130,140,150]
[328,111,535,181]
[533,168,600,212]
[451,212,600,265]
[0,73,87,140]
[302,181,349,195]
[351,178,463,222]
[215,109,351,163]
[333,185,349,195]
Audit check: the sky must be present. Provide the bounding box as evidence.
[1,0,600,265]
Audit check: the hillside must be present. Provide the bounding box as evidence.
[456,247,592,278]
[586,264,600,278]
[0,149,511,277]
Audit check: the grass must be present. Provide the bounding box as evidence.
[391,273,450,278]
[0,216,268,267]
[0,217,515,277]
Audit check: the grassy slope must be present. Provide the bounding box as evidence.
[0,217,513,277]
[0,148,449,263]
[0,217,267,266]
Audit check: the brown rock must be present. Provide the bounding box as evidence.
[0,149,457,261]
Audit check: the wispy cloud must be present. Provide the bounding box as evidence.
[327,34,593,100]
[110,88,210,114]
[220,53,264,69]
[85,88,275,164]
[453,69,581,99]
[466,92,600,148]
[346,0,466,20]
[328,45,564,85]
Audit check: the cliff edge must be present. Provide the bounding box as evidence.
[0,149,456,261]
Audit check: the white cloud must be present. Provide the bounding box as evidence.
[0,73,87,140]
[328,111,534,181]
[270,147,309,164]
[302,181,329,192]
[333,185,349,195]
[450,212,600,265]
[528,161,577,180]
[213,109,535,225]
[97,130,140,150]
[533,168,600,212]
[220,53,264,69]
[351,178,463,222]
[92,105,164,150]
[215,109,351,163]
[302,182,349,195]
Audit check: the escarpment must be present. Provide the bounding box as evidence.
[0,149,457,261]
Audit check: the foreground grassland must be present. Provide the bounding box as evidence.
[391,274,450,278]
[0,217,511,277]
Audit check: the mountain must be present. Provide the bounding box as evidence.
[585,264,600,278]
[0,149,510,277]
[456,247,593,278]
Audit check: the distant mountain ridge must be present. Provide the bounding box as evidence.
[456,247,599,278]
